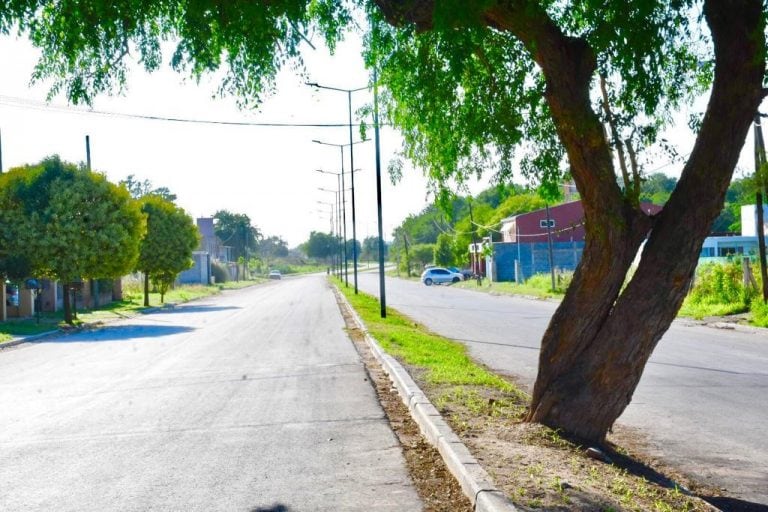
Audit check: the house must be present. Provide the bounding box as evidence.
[699,205,767,261]
[488,200,662,282]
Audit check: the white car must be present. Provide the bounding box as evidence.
[421,267,463,286]
[268,270,282,280]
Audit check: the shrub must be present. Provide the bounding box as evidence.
[688,260,754,306]
[750,296,768,327]
[525,271,573,293]
[211,261,230,283]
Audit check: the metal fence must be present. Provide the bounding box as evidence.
[490,241,585,282]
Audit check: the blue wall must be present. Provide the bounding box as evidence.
[492,242,585,282]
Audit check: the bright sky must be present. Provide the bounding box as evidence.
[0,32,449,248]
[0,30,760,248]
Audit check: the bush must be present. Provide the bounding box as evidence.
[525,271,573,293]
[688,260,754,307]
[211,261,230,283]
[750,297,768,327]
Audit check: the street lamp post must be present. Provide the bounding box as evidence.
[316,169,344,280]
[317,200,336,273]
[312,139,368,291]
[308,82,367,294]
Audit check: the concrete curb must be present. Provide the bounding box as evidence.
[336,289,518,512]
[0,329,62,349]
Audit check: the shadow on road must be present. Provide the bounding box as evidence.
[33,324,196,342]
[703,497,768,512]
[250,505,291,512]
[155,304,242,314]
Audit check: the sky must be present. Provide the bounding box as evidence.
[0,31,457,248]
[0,28,761,248]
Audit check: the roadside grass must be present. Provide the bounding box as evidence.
[337,280,521,394]
[336,281,715,511]
[453,278,566,299]
[214,278,265,290]
[677,297,748,320]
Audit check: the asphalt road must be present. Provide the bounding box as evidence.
[356,272,768,507]
[0,276,422,512]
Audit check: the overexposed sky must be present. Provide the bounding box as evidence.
[0,32,447,247]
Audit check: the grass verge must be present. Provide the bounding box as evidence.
[335,281,718,511]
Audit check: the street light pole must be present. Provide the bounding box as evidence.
[316,168,346,280]
[308,82,367,294]
[313,139,368,288]
[373,69,387,318]
[347,90,360,294]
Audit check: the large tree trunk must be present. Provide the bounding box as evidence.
[521,0,765,442]
[376,0,766,443]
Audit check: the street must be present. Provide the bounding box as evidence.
[356,272,768,506]
[0,276,422,511]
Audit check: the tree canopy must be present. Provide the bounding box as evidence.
[137,194,199,305]
[0,156,145,323]
[303,231,337,260]
[213,210,261,261]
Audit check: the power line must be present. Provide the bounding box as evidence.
[0,94,376,129]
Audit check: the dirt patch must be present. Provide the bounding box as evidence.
[424,380,728,512]
[336,298,473,512]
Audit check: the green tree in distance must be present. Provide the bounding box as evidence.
[0,156,144,323]
[213,210,261,279]
[137,195,199,306]
[433,233,455,267]
[304,231,337,261]
[119,174,177,202]
[3,0,764,442]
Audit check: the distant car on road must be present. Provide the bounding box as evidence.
[421,267,463,286]
[268,270,282,280]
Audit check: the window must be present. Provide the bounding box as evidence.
[539,219,555,229]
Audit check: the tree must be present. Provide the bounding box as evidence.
[137,195,199,305]
[119,174,177,201]
[639,173,677,206]
[410,243,435,269]
[260,235,289,259]
[0,156,144,324]
[361,236,387,264]
[213,210,261,279]
[304,231,337,260]
[434,233,455,267]
[6,0,765,443]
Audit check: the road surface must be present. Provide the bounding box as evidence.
[0,276,422,512]
[357,272,768,506]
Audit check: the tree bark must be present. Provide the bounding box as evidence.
[62,283,72,325]
[143,272,150,307]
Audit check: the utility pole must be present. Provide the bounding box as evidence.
[545,204,556,292]
[373,69,387,317]
[85,135,92,171]
[468,200,481,284]
[753,114,768,301]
